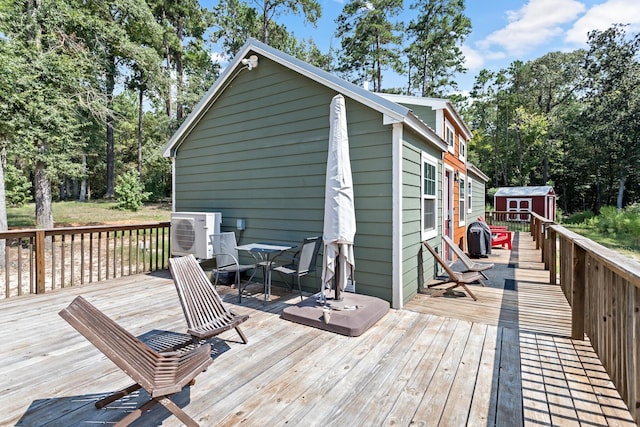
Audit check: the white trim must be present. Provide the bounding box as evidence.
[444,164,454,242]
[171,157,176,211]
[445,119,455,154]
[392,123,403,309]
[378,93,472,140]
[458,173,466,226]
[458,137,467,162]
[421,152,439,242]
[506,198,533,221]
[467,177,473,214]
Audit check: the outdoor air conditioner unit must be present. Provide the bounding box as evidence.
[170,212,222,259]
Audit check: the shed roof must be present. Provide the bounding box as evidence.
[162,39,447,157]
[495,186,555,197]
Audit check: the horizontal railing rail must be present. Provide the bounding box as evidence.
[483,210,532,233]
[0,222,171,299]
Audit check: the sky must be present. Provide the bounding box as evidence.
[225,0,640,93]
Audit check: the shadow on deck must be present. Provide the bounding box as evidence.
[1,233,636,426]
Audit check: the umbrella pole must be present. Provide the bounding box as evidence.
[334,261,342,302]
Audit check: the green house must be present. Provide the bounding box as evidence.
[163,39,484,308]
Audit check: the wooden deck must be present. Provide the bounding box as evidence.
[1,234,636,426]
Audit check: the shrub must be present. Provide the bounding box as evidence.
[5,163,31,207]
[114,170,150,211]
[563,210,594,225]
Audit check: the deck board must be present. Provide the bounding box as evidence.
[1,234,637,426]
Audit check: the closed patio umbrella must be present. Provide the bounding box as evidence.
[322,94,355,302]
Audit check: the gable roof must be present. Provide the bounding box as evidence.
[162,38,446,157]
[378,93,472,140]
[467,163,490,182]
[495,186,555,197]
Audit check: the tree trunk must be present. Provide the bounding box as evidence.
[262,0,269,43]
[65,176,70,200]
[105,55,116,199]
[616,174,625,210]
[0,144,7,267]
[34,158,53,229]
[79,154,87,202]
[176,18,184,121]
[138,85,144,178]
[162,7,173,118]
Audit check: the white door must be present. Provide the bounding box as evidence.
[507,198,532,221]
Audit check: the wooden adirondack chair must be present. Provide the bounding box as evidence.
[441,235,494,285]
[423,241,484,301]
[169,254,249,344]
[58,296,212,427]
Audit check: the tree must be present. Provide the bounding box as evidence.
[0,0,102,228]
[405,0,470,97]
[256,0,321,45]
[580,24,640,211]
[81,0,162,198]
[150,0,216,123]
[335,0,404,91]
[211,0,325,66]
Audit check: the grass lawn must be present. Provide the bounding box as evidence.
[7,201,171,228]
[563,224,640,261]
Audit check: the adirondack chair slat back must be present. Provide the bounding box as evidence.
[169,255,234,332]
[422,241,457,278]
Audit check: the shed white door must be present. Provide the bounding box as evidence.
[507,198,532,221]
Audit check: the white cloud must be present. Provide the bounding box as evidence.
[565,0,640,45]
[476,0,585,56]
[461,44,485,70]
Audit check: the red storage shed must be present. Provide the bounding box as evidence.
[494,186,556,221]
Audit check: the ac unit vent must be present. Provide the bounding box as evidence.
[170,212,221,259]
[173,218,196,252]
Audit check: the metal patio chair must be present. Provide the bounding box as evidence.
[273,236,322,301]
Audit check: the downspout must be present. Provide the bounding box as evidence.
[392,122,403,309]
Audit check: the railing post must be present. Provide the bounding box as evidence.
[571,244,586,340]
[35,230,45,294]
[549,227,557,286]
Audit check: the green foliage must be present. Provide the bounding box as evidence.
[562,210,595,225]
[586,205,640,247]
[335,0,404,91]
[405,0,471,96]
[4,163,31,207]
[114,170,150,211]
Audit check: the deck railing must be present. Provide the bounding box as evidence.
[489,210,639,422]
[545,221,639,423]
[0,222,171,299]
[482,210,532,232]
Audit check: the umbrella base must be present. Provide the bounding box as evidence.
[281,291,390,337]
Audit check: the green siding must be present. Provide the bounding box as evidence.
[400,129,442,305]
[397,103,437,128]
[468,171,487,223]
[174,57,394,301]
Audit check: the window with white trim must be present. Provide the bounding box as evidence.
[467,177,473,213]
[458,174,466,226]
[445,120,455,153]
[459,138,467,161]
[422,153,438,240]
